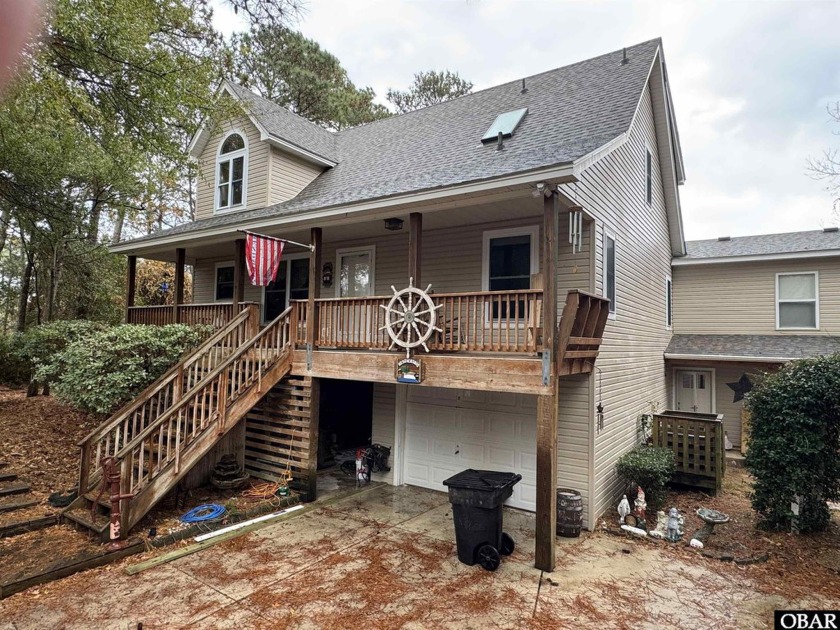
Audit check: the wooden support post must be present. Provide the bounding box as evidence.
[173,248,185,324]
[535,191,559,572]
[124,255,137,323]
[306,228,322,366]
[409,212,422,286]
[305,377,320,502]
[233,238,246,315]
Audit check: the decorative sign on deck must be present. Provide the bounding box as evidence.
[380,278,442,359]
[396,358,423,384]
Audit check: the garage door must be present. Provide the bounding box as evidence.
[403,387,537,511]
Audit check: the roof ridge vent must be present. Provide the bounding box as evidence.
[824,226,839,233]
[717,236,731,242]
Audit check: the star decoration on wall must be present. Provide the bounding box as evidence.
[727,373,753,403]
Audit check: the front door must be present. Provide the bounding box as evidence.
[675,370,713,413]
[263,257,309,322]
[336,247,375,345]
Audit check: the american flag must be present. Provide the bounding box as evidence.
[245,233,284,286]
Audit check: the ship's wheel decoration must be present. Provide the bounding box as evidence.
[380,278,442,358]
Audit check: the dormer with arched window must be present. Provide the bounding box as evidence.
[216,132,248,211]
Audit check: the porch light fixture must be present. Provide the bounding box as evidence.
[532,182,546,197]
[322,261,333,288]
[384,217,404,231]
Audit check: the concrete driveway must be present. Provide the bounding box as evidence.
[0,484,817,629]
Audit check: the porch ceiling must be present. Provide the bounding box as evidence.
[126,190,549,263]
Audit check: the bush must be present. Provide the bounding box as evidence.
[745,355,840,533]
[43,324,207,414]
[0,334,28,386]
[616,446,675,514]
[0,321,105,390]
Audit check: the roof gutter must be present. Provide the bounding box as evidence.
[111,162,577,254]
[664,353,791,363]
[672,249,840,266]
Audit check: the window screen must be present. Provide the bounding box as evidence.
[605,235,616,314]
[215,266,234,301]
[777,273,817,329]
[488,233,531,319]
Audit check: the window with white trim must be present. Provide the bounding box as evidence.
[215,264,234,301]
[665,275,672,329]
[603,231,616,315]
[216,133,247,211]
[482,226,538,320]
[645,148,653,205]
[776,272,818,329]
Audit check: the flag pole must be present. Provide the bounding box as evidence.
[237,229,315,252]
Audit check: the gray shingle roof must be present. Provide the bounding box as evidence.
[683,230,840,260]
[665,334,840,360]
[121,39,661,247]
[225,82,339,163]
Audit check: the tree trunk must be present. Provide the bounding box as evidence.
[0,206,10,256]
[111,207,126,244]
[16,254,33,332]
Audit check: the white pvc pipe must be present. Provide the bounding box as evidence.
[193,504,305,542]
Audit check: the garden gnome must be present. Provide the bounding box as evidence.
[634,486,647,522]
[618,495,631,524]
[666,507,681,542]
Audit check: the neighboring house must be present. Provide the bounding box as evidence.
[669,229,840,449]
[80,38,684,571]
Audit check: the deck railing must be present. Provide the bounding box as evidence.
[293,289,543,354]
[651,410,726,494]
[126,302,254,328]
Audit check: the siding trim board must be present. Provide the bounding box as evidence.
[673,250,840,266]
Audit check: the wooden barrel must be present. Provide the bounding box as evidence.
[556,488,583,538]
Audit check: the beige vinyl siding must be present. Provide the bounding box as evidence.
[370,382,397,484]
[559,83,674,523]
[268,147,323,206]
[673,258,840,335]
[557,374,593,527]
[195,115,269,221]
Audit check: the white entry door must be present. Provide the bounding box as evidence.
[336,247,375,345]
[675,370,713,413]
[403,388,537,511]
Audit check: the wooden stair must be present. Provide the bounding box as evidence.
[64,305,295,541]
[557,290,610,377]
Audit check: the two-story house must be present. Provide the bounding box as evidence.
[71,38,685,571]
[668,229,840,451]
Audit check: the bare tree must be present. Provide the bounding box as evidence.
[809,101,840,218]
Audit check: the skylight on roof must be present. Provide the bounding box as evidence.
[481,108,528,143]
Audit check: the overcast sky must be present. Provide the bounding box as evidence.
[213,0,840,241]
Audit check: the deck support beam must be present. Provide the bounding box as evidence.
[124,255,137,323]
[409,212,422,286]
[172,248,185,324]
[535,190,559,572]
[233,238,246,315]
[306,228,322,368]
[305,377,320,501]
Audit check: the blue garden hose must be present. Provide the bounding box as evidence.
[180,503,227,523]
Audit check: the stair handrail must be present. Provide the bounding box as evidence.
[77,303,259,492]
[113,306,293,493]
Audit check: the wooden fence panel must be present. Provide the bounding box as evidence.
[652,411,725,494]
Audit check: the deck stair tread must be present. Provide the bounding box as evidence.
[0,483,31,497]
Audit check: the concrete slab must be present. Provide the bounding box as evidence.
[3,563,233,629]
[173,509,380,600]
[328,484,449,527]
[240,527,541,629]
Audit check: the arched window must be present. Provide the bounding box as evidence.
[216,132,247,210]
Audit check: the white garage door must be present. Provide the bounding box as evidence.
[403,387,537,511]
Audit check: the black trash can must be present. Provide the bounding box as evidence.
[443,469,522,571]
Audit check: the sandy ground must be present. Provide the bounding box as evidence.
[1,483,836,629]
